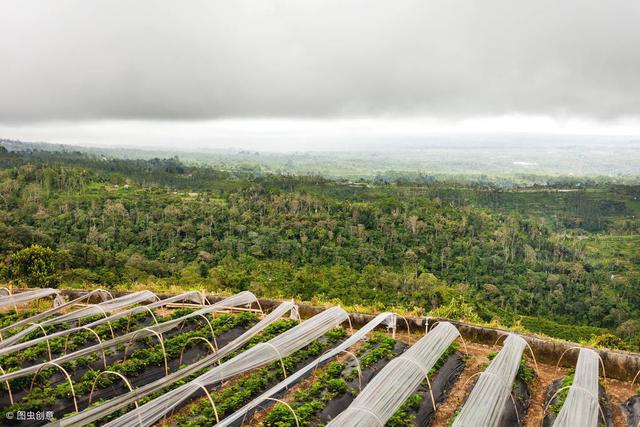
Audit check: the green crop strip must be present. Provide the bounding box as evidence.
[0,312,257,423]
[263,332,398,427]
[175,327,348,427]
[77,317,300,426]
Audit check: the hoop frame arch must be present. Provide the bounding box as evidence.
[263,342,288,379]
[555,346,606,384]
[264,398,300,427]
[124,327,169,376]
[493,332,539,377]
[28,322,53,361]
[29,362,78,412]
[632,368,640,387]
[460,370,521,425]
[88,370,137,407]
[62,326,108,369]
[92,305,116,339]
[124,305,159,334]
[178,336,216,367]
[0,365,13,404]
[543,384,607,424]
[194,380,219,423]
[394,355,438,417]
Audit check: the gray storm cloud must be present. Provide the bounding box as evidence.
[1,0,639,122]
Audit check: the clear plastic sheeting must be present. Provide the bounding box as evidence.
[53,301,297,427]
[0,291,203,352]
[0,289,111,340]
[0,291,260,384]
[105,306,349,427]
[0,288,60,309]
[327,321,460,427]
[216,312,398,427]
[0,290,159,349]
[552,348,600,427]
[452,334,527,427]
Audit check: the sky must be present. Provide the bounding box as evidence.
[1,0,640,150]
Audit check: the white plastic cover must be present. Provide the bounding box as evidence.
[552,348,600,427]
[0,291,259,384]
[0,288,60,309]
[452,333,527,427]
[0,290,159,349]
[0,291,200,352]
[54,301,297,427]
[104,306,349,427]
[216,312,398,427]
[327,321,460,427]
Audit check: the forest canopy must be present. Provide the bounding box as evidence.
[0,145,638,349]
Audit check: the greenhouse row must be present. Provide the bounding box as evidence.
[0,288,637,426]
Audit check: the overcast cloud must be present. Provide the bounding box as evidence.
[1,0,640,125]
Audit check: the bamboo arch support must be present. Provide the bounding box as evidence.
[264,398,300,427]
[124,328,169,376]
[555,347,607,385]
[88,370,137,407]
[28,323,53,361]
[493,333,540,377]
[312,349,363,392]
[93,305,116,340]
[421,321,469,357]
[461,370,522,425]
[237,396,300,427]
[263,342,289,380]
[125,305,159,334]
[346,316,354,335]
[341,350,363,391]
[0,287,18,314]
[63,326,108,369]
[178,313,219,352]
[395,355,438,417]
[92,288,114,302]
[543,384,607,424]
[397,315,411,336]
[0,365,14,404]
[88,370,143,427]
[340,406,385,427]
[29,362,78,412]
[251,297,264,315]
[455,335,469,357]
[199,291,210,305]
[193,380,220,423]
[178,336,216,367]
[632,368,640,387]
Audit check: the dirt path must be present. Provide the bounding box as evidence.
[523,362,567,426]
[431,342,493,426]
[604,377,637,427]
[519,358,635,427]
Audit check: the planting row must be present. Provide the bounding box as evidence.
[0,310,260,425]
[2,293,639,427]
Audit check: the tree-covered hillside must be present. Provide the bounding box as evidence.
[1,146,639,348]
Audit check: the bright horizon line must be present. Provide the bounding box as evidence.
[2,115,640,152]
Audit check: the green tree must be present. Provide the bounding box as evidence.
[9,245,61,288]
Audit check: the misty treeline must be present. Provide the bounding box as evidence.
[0,147,639,348]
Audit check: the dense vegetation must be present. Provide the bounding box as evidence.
[1,145,639,348]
